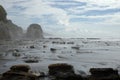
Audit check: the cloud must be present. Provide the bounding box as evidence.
[0,0,120,38]
[0,0,70,27]
[74,0,120,7]
[18,0,69,26]
[68,0,120,20]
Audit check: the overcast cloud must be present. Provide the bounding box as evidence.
[0,0,120,38]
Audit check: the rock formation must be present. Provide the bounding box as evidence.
[0,5,23,40]
[0,5,7,22]
[0,65,37,80]
[0,5,44,40]
[26,24,44,39]
[89,68,120,80]
[48,63,83,80]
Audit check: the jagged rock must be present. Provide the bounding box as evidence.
[89,68,120,80]
[26,24,44,39]
[0,5,23,40]
[0,65,37,80]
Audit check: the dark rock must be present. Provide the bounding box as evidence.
[10,65,30,72]
[48,63,84,80]
[26,24,44,39]
[50,48,57,53]
[48,63,75,75]
[1,71,37,80]
[30,45,35,49]
[55,73,83,80]
[0,65,37,80]
[24,59,39,63]
[90,68,118,77]
[89,68,120,80]
[89,75,120,80]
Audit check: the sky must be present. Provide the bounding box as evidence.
[0,0,120,38]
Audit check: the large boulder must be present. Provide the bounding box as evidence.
[0,5,23,40]
[89,68,120,80]
[26,24,44,39]
[48,63,75,75]
[10,65,30,72]
[48,63,83,80]
[0,65,37,80]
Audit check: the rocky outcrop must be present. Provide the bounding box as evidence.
[0,65,37,80]
[0,5,7,22]
[89,68,120,80]
[48,63,83,80]
[0,5,23,40]
[26,24,44,39]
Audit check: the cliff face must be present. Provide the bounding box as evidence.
[0,5,7,22]
[26,24,44,39]
[0,22,10,40]
[0,5,23,40]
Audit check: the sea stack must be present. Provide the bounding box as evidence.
[26,24,44,39]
